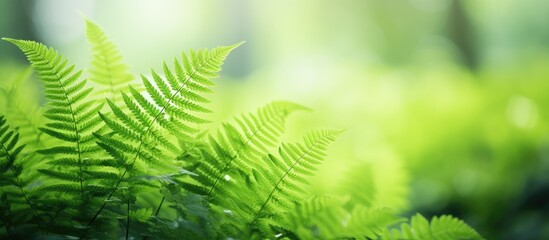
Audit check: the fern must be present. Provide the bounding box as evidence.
[285,189,400,239]
[96,42,241,173]
[188,101,308,197]
[3,38,114,235]
[212,129,341,238]
[0,68,45,151]
[85,17,134,102]
[86,42,242,236]
[279,160,411,239]
[381,213,485,240]
[286,195,348,238]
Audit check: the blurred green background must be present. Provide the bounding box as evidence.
[2,0,549,239]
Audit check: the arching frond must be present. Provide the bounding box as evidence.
[217,129,341,237]
[87,42,242,234]
[98,42,242,171]
[381,213,485,240]
[189,101,308,198]
[3,38,115,232]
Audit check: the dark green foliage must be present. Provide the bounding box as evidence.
[0,116,42,238]
[0,18,484,240]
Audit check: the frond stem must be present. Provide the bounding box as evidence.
[154,196,165,217]
[39,52,85,199]
[142,196,165,240]
[125,199,130,240]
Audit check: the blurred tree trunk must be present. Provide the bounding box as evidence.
[447,0,477,70]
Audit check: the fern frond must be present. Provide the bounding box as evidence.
[251,130,342,220]
[0,116,43,236]
[344,206,401,239]
[285,195,400,239]
[339,163,376,209]
[99,42,242,170]
[0,68,45,151]
[381,213,484,240]
[191,101,308,198]
[85,17,134,102]
[3,38,115,230]
[217,129,341,237]
[285,195,348,239]
[86,43,241,233]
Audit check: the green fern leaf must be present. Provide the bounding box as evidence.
[285,195,349,239]
[344,206,401,239]
[3,38,117,232]
[217,129,341,237]
[284,195,400,239]
[381,213,485,240]
[84,42,241,234]
[85,17,134,103]
[98,42,242,171]
[191,101,308,199]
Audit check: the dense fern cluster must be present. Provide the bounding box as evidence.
[0,18,485,239]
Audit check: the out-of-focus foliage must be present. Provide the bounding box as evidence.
[0,65,45,151]
[381,213,484,240]
[213,59,549,239]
